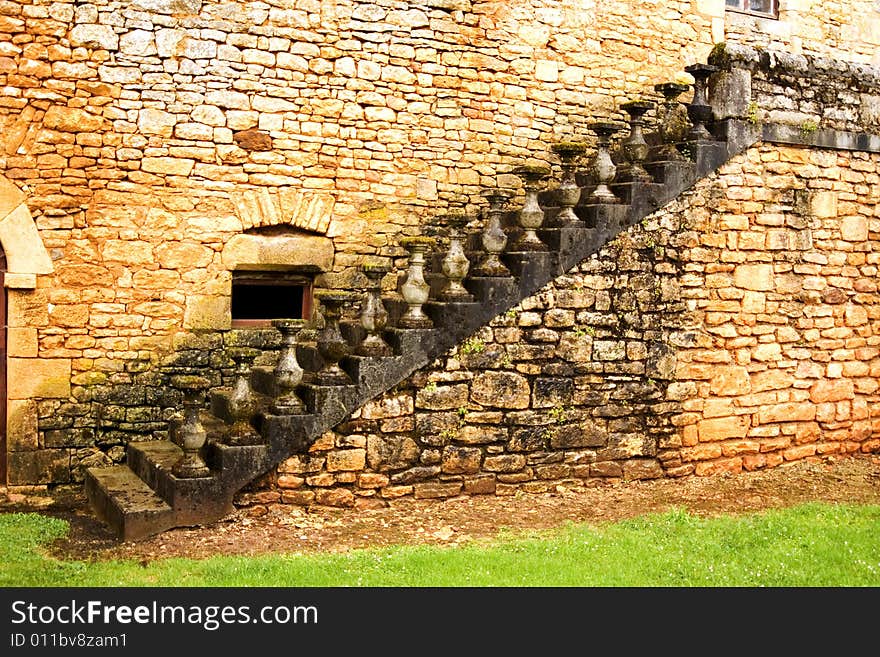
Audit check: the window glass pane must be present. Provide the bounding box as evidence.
[725,0,744,7]
[748,0,775,13]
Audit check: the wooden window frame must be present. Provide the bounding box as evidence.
[725,0,779,19]
[230,271,314,328]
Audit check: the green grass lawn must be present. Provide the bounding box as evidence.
[2,503,878,587]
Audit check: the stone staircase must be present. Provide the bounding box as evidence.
[84,67,761,541]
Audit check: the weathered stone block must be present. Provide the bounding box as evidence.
[733,264,774,291]
[441,445,482,474]
[326,448,366,472]
[7,400,38,450]
[470,371,530,409]
[483,454,526,473]
[697,415,751,441]
[532,377,574,408]
[413,482,462,499]
[367,435,420,471]
[183,295,230,330]
[7,358,71,399]
[809,379,854,403]
[8,449,69,484]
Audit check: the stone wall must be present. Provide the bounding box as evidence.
[709,43,880,134]
[2,1,879,488]
[1,0,724,484]
[723,0,880,65]
[238,142,880,509]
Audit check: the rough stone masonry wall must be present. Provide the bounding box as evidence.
[239,142,880,510]
[723,0,880,66]
[2,0,879,488]
[2,0,729,485]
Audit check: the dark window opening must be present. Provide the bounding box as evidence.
[231,272,313,327]
[725,0,779,18]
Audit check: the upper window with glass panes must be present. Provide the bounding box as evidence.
[725,0,779,18]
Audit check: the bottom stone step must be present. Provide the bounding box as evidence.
[84,465,175,542]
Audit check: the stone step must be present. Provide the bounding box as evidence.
[84,465,175,542]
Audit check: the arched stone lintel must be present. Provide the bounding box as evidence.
[221,232,335,272]
[0,177,54,288]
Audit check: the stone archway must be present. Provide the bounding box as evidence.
[0,176,53,287]
[0,175,53,485]
[0,244,5,483]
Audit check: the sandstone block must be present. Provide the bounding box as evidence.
[709,366,751,395]
[840,216,868,242]
[141,157,195,176]
[7,399,38,450]
[441,446,482,474]
[413,482,462,499]
[326,449,366,472]
[483,454,526,473]
[7,358,71,399]
[69,24,118,51]
[183,295,231,330]
[470,371,530,408]
[809,379,854,403]
[733,264,774,291]
[697,415,750,441]
[758,402,816,423]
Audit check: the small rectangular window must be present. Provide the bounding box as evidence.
[726,0,779,18]
[231,271,313,328]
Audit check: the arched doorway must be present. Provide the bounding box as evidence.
[0,245,6,484]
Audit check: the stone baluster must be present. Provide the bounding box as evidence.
[653,82,691,160]
[473,188,512,277]
[271,318,307,413]
[550,141,588,225]
[356,262,393,357]
[314,290,357,385]
[171,375,212,478]
[587,121,621,203]
[510,164,551,251]
[398,236,436,328]
[620,100,655,182]
[684,63,718,141]
[438,212,474,302]
[226,346,260,442]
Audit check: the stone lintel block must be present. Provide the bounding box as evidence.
[221,232,334,272]
[184,294,231,330]
[7,358,71,399]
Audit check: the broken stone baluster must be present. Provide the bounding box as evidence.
[439,212,474,302]
[314,290,357,385]
[550,141,588,225]
[588,121,620,204]
[398,236,436,329]
[271,318,306,414]
[226,346,261,443]
[356,262,393,357]
[510,164,551,251]
[171,375,211,478]
[684,63,718,141]
[473,188,512,277]
[620,100,655,182]
[653,82,691,161]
